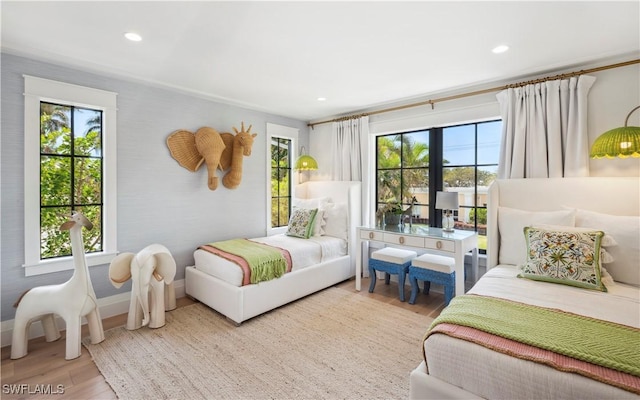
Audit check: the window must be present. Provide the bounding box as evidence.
[375,119,501,251]
[266,123,298,235]
[23,76,117,276]
[271,137,292,228]
[40,102,103,259]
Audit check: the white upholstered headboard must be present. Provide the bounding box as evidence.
[295,181,362,270]
[487,177,640,275]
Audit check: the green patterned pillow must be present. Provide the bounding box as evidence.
[286,208,318,239]
[518,227,607,292]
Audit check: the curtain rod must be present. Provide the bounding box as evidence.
[308,58,640,129]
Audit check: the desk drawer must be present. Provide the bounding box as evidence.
[383,233,424,247]
[424,238,454,252]
[360,229,384,241]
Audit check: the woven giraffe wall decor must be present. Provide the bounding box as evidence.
[166,122,257,190]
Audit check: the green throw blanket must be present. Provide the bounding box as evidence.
[428,295,640,377]
[209,239,287,284]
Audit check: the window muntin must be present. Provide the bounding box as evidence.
[271,137,292,228]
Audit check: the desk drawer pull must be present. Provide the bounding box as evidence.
[436,240,442,249]
[369,232,374,239]
[399,236,405,244]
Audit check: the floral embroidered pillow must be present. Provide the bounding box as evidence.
[286,208,318,239]
[518,227,607,292]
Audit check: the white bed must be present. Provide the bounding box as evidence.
[194,235,347,287]
[409,177,640,400]
[185,180,361,325]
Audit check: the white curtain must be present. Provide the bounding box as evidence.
[331,116,370,225]
[496,75,596,179]
[331,116,368,180]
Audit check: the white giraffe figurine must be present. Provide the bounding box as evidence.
[11,211,105,360]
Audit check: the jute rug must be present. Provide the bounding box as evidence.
[83,286,433,399]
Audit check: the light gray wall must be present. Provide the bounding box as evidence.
[1,53,309,321]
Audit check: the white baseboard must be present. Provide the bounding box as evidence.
[1,279,185,348]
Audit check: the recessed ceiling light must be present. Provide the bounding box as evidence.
[317,97,327,102]
[492,45,509,54]
[125,32,142,42]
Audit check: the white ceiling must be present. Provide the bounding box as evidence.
[2,1,639,122]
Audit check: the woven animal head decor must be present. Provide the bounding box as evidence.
[167,127,225,190]
[195,127,226,190]
[166,122,257,190]
[221,122,257,189]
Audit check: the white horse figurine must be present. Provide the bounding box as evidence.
[11,211,105,360]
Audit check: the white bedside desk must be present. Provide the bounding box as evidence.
[356,225,478,298]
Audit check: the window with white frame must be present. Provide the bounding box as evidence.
[266,123,298,235]
[23,76,118,276]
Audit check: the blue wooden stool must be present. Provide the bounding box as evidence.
[369,247,417,302]
[409,253,456,306]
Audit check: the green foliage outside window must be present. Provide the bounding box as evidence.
[377,133,429,210]
[40,102,103,259]
[271,137,291,228]
[443,167,496,188]
[468,208,487,225]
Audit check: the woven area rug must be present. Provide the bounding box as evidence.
[83,286,433,399]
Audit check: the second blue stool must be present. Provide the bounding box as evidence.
[369,247,417,302]
[409,253,456,306]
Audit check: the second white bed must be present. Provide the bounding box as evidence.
[194,235,347,287]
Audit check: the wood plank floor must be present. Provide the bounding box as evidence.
[1,277,446,399]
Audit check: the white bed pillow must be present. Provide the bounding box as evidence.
[498,207,575,266]
[323,202,349,240]
[572,208,640,286]
[601,267,616,287]
[293,196,332,236]
[292,196,332,209]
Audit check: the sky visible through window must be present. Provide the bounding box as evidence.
[443,120,501,169]
[73,107,102,156]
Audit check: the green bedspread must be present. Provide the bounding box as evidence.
[209,239,287,284]
[427,294,640,376]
